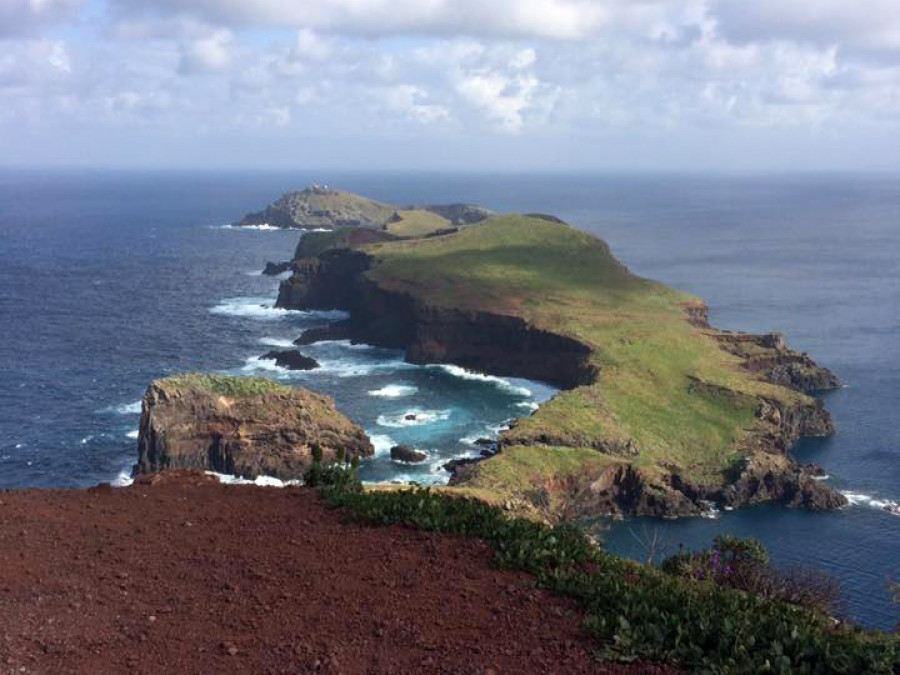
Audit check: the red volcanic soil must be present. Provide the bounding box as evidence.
[0,472,672,675]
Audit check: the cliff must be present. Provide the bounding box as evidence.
[236,185,493,232]
[135,373,373,480]
[276,214,844,520]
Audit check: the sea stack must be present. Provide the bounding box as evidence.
[135,373,373,480]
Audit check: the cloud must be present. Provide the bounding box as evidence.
[111,0,624,40]
[709,0,900,59]
[0,0,83,38]
[2,0,900,168]
[179,28,233,74]
[382,84,451,123]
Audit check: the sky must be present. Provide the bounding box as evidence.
[2,0,900,171]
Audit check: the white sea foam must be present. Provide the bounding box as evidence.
[80,435,93,445]
[699,500,721,519]
[369,434,397,456]
[315,357,411,378]
[208,471,301,487]
[459,435,482,446]
[210,297,297,320]
[842,491,900,514]
[125,430,139,439]
[244,269,263,276]
[112,469,134,487]
[368,384,418,398]
[516,401,540,412]
[376,409,451,428]
[430,364,532,396]
[215,223,306,232]
[117,400,142,414]
[313,339,379,351]
[100,400,142,415]
[259,337,296,348]
[242,356,292,375]
[811,474,831,481]
[14,443,24,450]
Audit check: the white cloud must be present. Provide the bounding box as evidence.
[2,0,900,168]
[179,28,233,74]
[111,0,625,40]
[382,84,450,123]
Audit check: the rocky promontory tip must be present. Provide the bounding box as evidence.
[135,373,372,480]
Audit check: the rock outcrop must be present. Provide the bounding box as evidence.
[260,349,318,371]
[135,374,373,480]
[390,445,428,463]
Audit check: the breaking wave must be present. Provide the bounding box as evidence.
[430,364,532,396]
[369,434,397,456]
[842,491,900,515]
[376,409,451,428]
[368,384,418,398]
[259,337,296,348]
[208,471,301,487]
[210,297,298,320]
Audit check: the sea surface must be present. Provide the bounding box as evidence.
[0,169,897,629]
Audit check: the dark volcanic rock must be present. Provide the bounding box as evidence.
[390,445,428,463]
[260,349,319,371]
[262,261,293,276]
[293,320,354,345]
[135,374,373,480]
[715,331,840,393]
[718,453,847,511]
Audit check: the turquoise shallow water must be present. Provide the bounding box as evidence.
[0,170,897,629]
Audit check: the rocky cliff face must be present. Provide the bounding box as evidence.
[277,250,596,389]
[135,374,373,480]
[276,247,845,519]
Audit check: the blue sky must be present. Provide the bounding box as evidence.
[2,0,900,170]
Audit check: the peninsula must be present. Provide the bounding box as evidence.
[271,189,844,520]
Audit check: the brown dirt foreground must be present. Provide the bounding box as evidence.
[0,472,674,675]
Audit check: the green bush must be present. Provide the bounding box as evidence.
[302,449,362,495]
[310,476,900,673]
[662,535,841,616]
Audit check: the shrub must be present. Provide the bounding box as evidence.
[302,448,362,495]
[662,535,841,616]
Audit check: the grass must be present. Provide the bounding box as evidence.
[362,214,815,491]
[157,373,291,398]
[384,209,451,237]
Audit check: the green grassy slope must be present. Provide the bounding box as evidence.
[384,209,451,237]
[363,215,812,493]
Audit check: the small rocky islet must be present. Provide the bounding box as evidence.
[136,185,846,523]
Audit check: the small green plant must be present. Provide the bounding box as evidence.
[302,446,361,495]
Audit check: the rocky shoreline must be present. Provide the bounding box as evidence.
[275,240,845,520]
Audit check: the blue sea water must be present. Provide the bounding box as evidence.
[0,169,897,629]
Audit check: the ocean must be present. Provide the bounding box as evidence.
[0,169,897,629]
